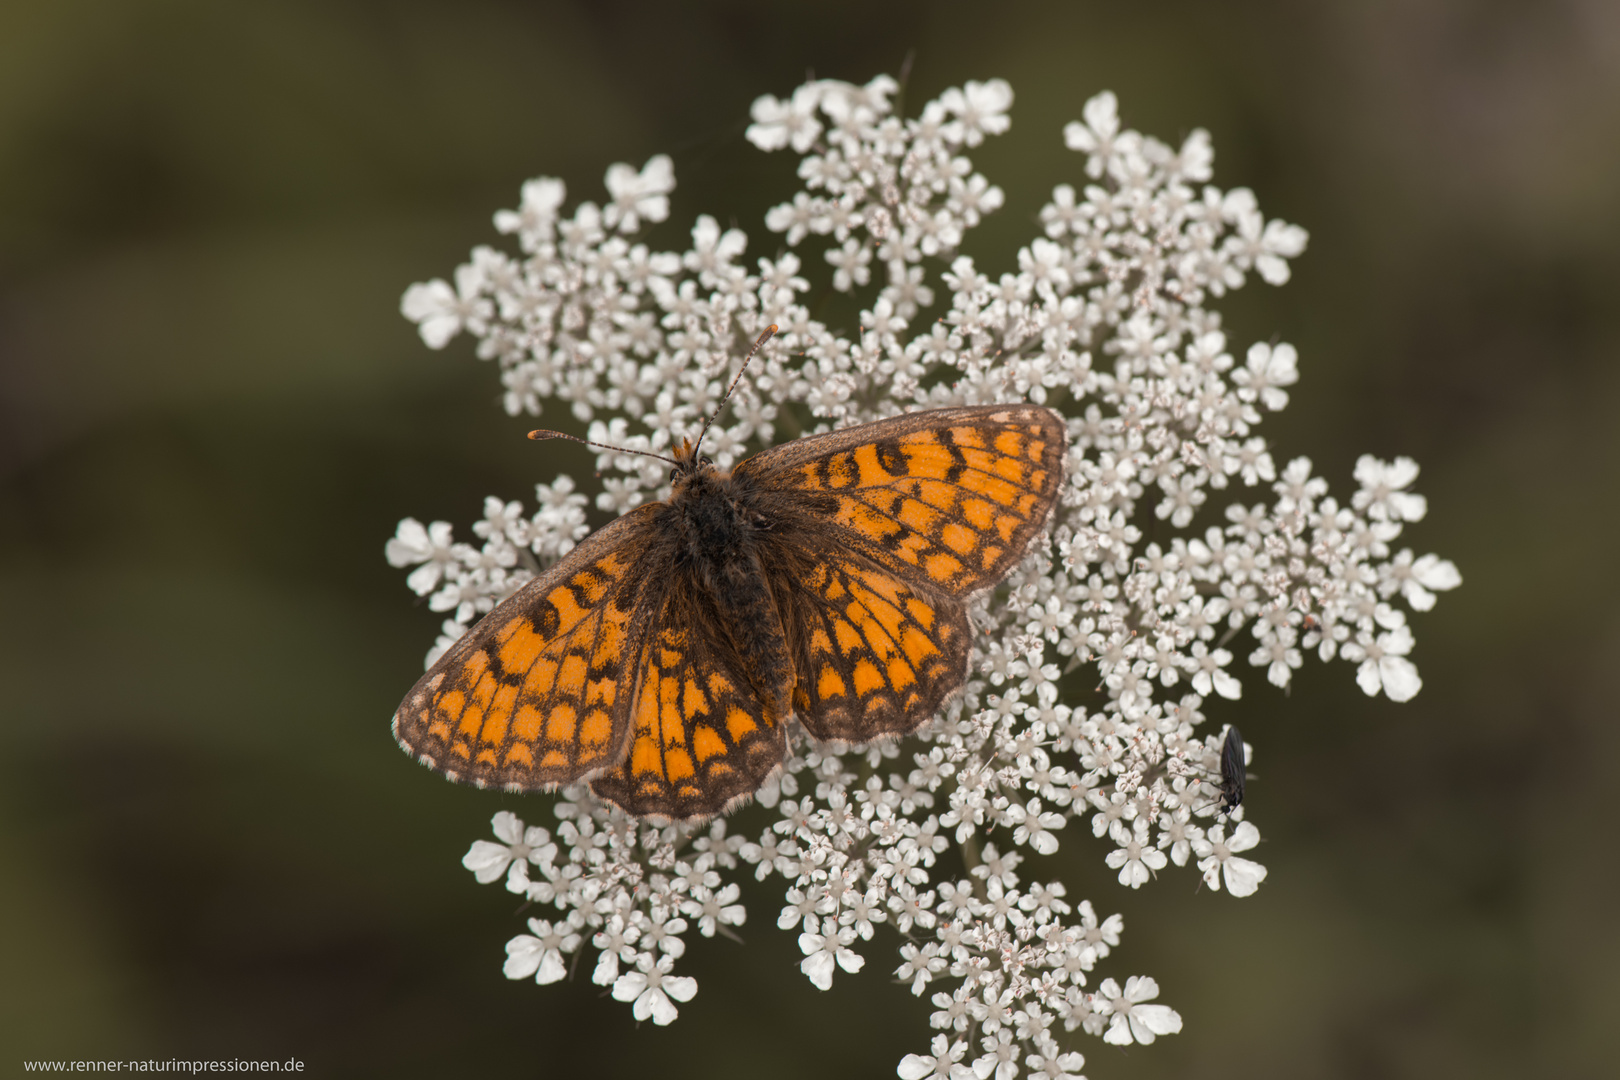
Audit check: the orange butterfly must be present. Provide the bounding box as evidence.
[393,328,1067,819]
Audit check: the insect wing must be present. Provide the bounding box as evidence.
[590,582,788,820]
[1218,724,1246,814]
[735,405,1068,597]
[761,538,972,744]
[392,505,662,791]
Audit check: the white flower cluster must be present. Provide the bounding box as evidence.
[386,479,590,666]
[392,76,1459,1077]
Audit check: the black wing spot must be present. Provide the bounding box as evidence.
[875,438,906,477]
[537,599,561,637]
[567,576,595,612]
[939,427,967,484]
[814,453,833,489]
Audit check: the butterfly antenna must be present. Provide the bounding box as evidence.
[527,429,676,466]
[693,324,778,456]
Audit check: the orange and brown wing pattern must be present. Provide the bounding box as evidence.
[392,506,662,791]
[765,542,972,744]
[737,405,1068,597]
[589,588,788,820]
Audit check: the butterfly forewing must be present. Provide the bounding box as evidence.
[392,505,662,790]
[737,404,1068,596]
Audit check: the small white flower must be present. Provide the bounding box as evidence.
[494,176,566,249]
[972,1027,1019,1080]
[385,518,458,596]
[799,918,865,990]
[462,811,556,886]
[1353,455,1428,522]
[685,882,747,937]
[940,79,1013,147]
[1063,91,1122,176]
[611,953,698,1026]
[1250,627,1303,689]
[898,1035,974,1080]
[1187,642,1242,700]
[1233,341,1299,411]
[1253,219,1309,284]
[1013,800,1066,855]
[895,942,946,994]
[1380,549,1463,612]
[503,916,581,984]
[591,914,641,987]
[1096,976,1182,1045]
[603,154,675,233]
[401,261,490,348]
[684,214,748,277]
[640,906,689,959]
[595,476,644,514]
[747,83,824,152]
[1194,820,1268,897]
[1105,819,1167,889]
[1024,1049,1086,1080]
[1343,623,1423,701]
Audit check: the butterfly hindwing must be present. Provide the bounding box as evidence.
[735,404,1068,597]
[392,504,663,791]
[589,579,789,819]
[763,539,972,744]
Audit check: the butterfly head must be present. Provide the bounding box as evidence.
[669,437,717,486]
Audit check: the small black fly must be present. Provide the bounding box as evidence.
[1216,725,1245,815]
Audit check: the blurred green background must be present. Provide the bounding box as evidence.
[3,1,1617,1076]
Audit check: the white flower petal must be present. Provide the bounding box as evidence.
[1414,555,1462,591]
[592,951,619,987]
[662,975,698,1003]
[535,950,568,985]
[1122,975,1159,1002]
[1129,1003,1183,1042]
[611,972,647,1003]
[897,1055,937,1080]
[1222,856,1268,898]
[801,950,836,990]
[643,987,679,1025]
[462,840,513,884]
[1226,820,1261,854]
[502,936,543,980]
[1356,659,1384,697]
[1380,656,1423,702]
